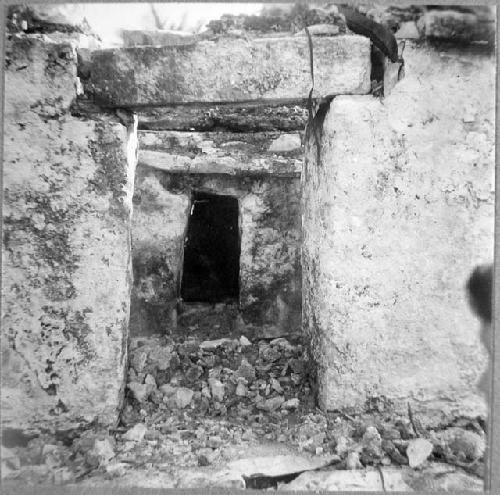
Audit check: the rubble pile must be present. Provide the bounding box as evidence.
[2,333,486,487]
[120,334,315,441]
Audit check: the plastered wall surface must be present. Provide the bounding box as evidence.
[2,36,137,431]
[302,43,495,422]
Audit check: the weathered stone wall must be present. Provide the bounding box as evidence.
[2,36,137,432]
[302,43,495,422]
[131,143,302,337]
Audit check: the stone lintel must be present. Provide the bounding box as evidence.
[85,35,371,107]
[138,130,302,176]
[136,103,309,132]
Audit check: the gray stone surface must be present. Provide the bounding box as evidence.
[2,35,137,432]
[138,130,302,176]
[302,43,495,419]
[85,35,371,106]
[279,466,483,492]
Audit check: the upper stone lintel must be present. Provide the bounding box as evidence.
[84,35,371,107]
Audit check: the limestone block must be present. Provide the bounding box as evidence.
[2,112,137,432]
[138,131,303,176]
[302,44,495,420]
[2,37,138,431]
[85,35,371,106]
[4,36,78,118]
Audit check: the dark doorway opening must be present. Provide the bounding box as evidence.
[181,191,240,303]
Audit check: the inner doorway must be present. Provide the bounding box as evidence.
[180,191,240,303]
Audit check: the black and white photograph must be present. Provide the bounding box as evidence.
[1,2,497,493]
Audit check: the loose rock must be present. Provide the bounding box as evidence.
[200,338,232,350]
[237,358,256,383]
[346,451,363,470]
[159,384,177,396]
[175,387,194,409]
[128,381,153,403]
[208,378,225,402]
[282,398,300,410]
[434,427,485,461]
[361,426,383,461]
[239,335,252,346]
[85,437,115,468]
[144,374,156,386]
[406,438,434,468]
[123,423,148,442]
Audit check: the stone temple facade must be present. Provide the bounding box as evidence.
[2,5,495,438]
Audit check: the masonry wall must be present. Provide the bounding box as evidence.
[130,131,303,336]
[2,36,137,431]
[302,43,495,422]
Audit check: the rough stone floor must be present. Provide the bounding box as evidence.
[2,304,486,491]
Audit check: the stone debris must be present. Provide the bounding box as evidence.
[122,334,313,430]
[257,396,285,412]
[104,462,128,479]
[200,338,232,350]
[174,387,195,409]
[1,334,486,489]
[335,436,349,457]
[346,451,363,470]
[434,427,485,461]
[282,398,300,410]
[197,448,218,466]
[123,423,148,443]
[85,437,115,468]
[361,426,384,462]
[208,378,225,402]
[406,438,434,468]
[128,382,153,403]
[235,380,248,397]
